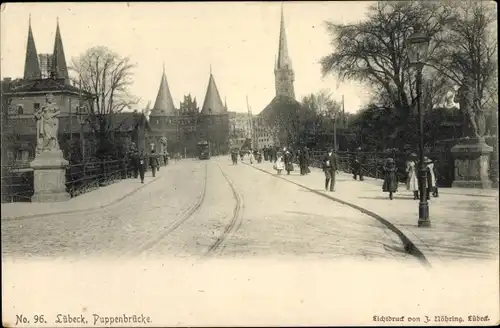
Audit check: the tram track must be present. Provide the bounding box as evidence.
[204,163,243,258]
[120,163,208,258]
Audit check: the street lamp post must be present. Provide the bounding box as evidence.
[407,30,431,228]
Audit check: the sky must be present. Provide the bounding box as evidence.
[1,1,375,114]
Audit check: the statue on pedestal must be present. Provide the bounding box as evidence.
[34,93,61,154]
[30,93,70,202]
[454,75,487,140]
[451,75,493,189]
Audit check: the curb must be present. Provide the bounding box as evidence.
[244,163,432,269]
[2,174,164,221]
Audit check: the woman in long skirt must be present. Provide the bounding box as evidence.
[382,158,398,200]
[406,153,418,199]
[424,157,438,199]
[274,153,285,174]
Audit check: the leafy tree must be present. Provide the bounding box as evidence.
[299,90,342,147]
[320,1,455,148]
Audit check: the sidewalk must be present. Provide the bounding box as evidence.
[247,162,499,266]
[1,164,172,220]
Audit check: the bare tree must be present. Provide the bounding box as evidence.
[321,1,453,116]
[429,1,497,138]
[69,46,140,154]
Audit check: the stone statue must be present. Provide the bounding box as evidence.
[34,93,61,153]
[454,76,487,139]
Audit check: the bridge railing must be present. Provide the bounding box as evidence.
[1,157,136,203]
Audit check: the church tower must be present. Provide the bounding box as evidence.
[274,4,295,99]
[23,15,41,80]
[199,68,229,154]
[51,18,70,84]
[149,63,177,153]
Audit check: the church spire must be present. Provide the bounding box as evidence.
[201,70,226,115]
[274,3,295,99]
[52,18,69,83]
[152,65,176,116]
[276,3,292,70]
[23,14,41,80]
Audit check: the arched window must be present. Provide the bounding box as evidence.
[17,105,24,115]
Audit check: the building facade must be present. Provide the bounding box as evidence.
[148,68,230,157]
[1,17,151,168]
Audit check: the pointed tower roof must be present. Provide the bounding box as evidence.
[151,64,176,116]
[52,18,70,83]
[201,71,226,115]
[276,4,292,70]
[24,15,41,80]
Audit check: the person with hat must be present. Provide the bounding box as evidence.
[322,147,338,192]
[284,148,294,175]
[382,157,398,200]
[406,153,419,200]
[424,157,438,199]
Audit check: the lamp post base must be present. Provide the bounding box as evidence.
[418,202,431,227]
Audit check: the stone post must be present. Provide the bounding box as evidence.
[30,149,70,202]
[451,137,493,188]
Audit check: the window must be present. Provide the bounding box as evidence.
[17,105,24,115]
[34,103,40,112]
[156,120,159,125]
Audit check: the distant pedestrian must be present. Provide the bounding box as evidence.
[132,150,140,179]
[382,158,398,200]
[274,151,285,174]
[249,149,255,164]
[322,148,338,191]
[284,148,294,175]
[406,153,418,200]
[304,147,311,174]
[425,157,438,199]
[138,150,146,183]
[298,149,307,175]
[150,150,159,177]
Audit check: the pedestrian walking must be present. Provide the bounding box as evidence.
[284,148,294,175]
[150,150,159,177]
[351,154,361,180]
[274,151,285,174]
[382,158,398,200]
[298,149,307,175]
[132,149,140,179]
[304,146,311,174]
[406,153,418,200]
[425,157,438,199]
[138,150,146,183]
[322,148,338,192]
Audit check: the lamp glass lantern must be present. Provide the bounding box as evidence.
[406,32,431,66]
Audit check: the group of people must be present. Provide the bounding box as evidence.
[127,147,169,184]
[382,153,438,200]
[230,148,263,165]
[271,146,312,176]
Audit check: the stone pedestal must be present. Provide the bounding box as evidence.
[451,137,493,189]
[30,150,71,202]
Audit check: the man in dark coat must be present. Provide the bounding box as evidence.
[304,147,311,174]
[131,149,140,179]
[322,148,338,191]
[298,149,307,175]
[138,150,146,183]
[284,149,294,175]
[150,150,159,177]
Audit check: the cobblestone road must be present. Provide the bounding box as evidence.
[2,157,420,264]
